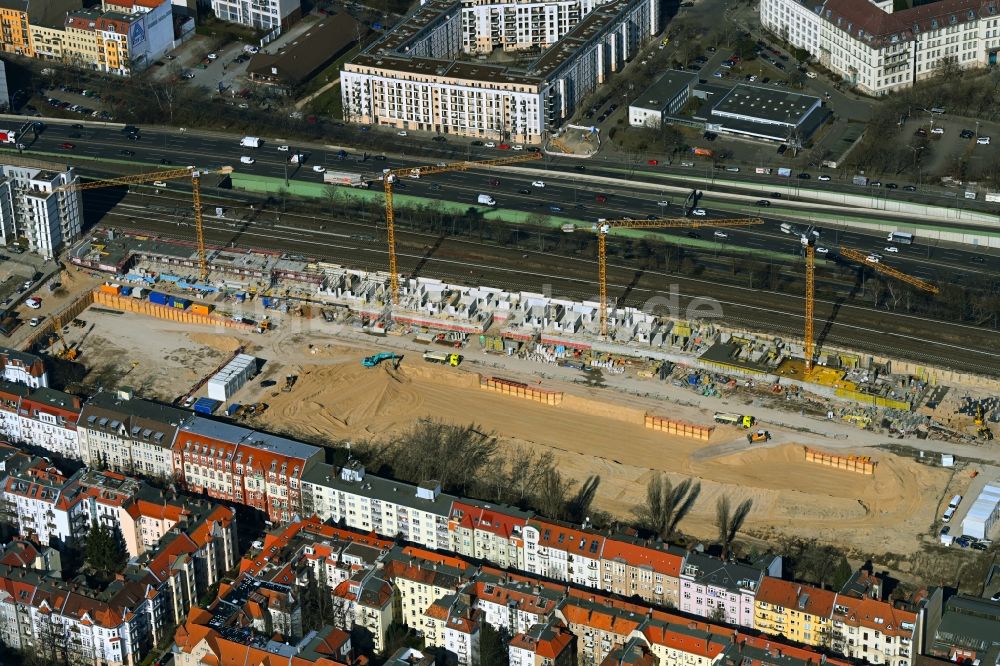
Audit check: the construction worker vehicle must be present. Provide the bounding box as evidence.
[747,430,771,444]
[282,375,298,392]
[714,412,756,428]
[362,352,402,368]
[423,350,461,366]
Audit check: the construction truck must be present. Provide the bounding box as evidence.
[362,352,402,367]
[324,170,370,188]
[714,412,756,428]
[282,375,298,392]
[423,350,461,366]
[747,430,771,444]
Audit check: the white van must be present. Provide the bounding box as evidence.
[240,156,255,165]
[942,507,955,522]
[477,194,496,206]
[949,494,963,509]
[780,223,793,234]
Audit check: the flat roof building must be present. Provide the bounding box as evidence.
[962,480,1000,540]
[629,70,698,128]
[707,84,824,142]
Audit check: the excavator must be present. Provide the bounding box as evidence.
[362,352,402,368]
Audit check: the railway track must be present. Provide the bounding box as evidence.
[86,193,1000,377]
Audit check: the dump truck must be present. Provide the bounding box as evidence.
[747,430,771,444]
[714,412,756,428]
[324,170,370,188]
[423,350,461,366]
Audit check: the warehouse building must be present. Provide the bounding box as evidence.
[705,84,824,143]
[341,0,659,144]
[628,69,698,128]
[961,480,1000,540]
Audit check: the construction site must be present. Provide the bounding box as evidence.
[0,159,996,564]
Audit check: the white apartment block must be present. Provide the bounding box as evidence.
[760,0,1000,95]
[342,0,658,143]
[0,165,83,259]
[463,0,602,53]
[1,461,81,547]
[0,348,49,389]
[210,0,301,30]
[301,462,454,550]
[522,520,604,589]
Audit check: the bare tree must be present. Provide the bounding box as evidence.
[716,496,754,559]
[535,467,575,520]
[635,475,701,539]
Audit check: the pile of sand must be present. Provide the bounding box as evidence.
[249,358,949,554]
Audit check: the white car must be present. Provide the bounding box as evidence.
[485,142,496,148]
[183,396,195,408]
[815,247,829,255]
[931,127,945,134]
[207,53,218,60]
[29,317,40,327]
[397,130,408,136]
[657,200,670,206]
[531,180,545,188]
[240,156,255,165]
[512,145,524,151]
[25,298,41,309]
[153,180,167,187]
[977,136,991,145]
[277,145,289,152]
[818,175,831,181]
[866,254,881,263]
[884,246,899,253]
[312,165,326,173]
[691,208,706,216]
[713,231,728,239]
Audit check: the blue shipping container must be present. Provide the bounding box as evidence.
[193,397,221,414]
[119,286,132,296]
[168,296,190,310]
[148,291,169,305]
[226,403,242,416]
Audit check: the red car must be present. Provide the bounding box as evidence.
[498,143,511,150]
[647,159,659,166]
[595,194,608,203]
[59,142,75,150]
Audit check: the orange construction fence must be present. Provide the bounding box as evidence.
[480,376,563,406]
[644,414,713,441]
[93,290,254,330]
[804,446,876,475]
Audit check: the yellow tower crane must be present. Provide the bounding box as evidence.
[56,166,234,280]
[592,217,764,337]
[838,246,940,294]
[804,237,816,372]
[381,152,542,304]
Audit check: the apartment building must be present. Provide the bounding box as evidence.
[760,0,1000,95]
[0,165,83,259]
[754,576,838,647]
[472,573,564,635]
[1,458,79,547]
[0,380,81,458]
[599,537,684,608]
[508,618,576,666]
[0,346,49,388]
[172,416,321,522]
[384,548,474,629]
[342,0,659,144]
[210,0,302,30]
[78,388,186,480]
[679,552,781,628]
[830,596,917,666]
[523,519,605,589]
[423,593,481,665]
[0,0,79,57]
[462,0,602,53]
[332,572,395,652]
[448,498,529,569]
[301,461,454,550]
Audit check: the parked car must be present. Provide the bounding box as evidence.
[691,208,706,216]
[815,247,829,255]
[756,199,771,207]
[119,149,134,156]
[59,142,75,150]
[818,175,831,181]
[647,159,659,166]
[713,231,728,239]
[902,185,917,191]
[532,180,546,188]
[884,246,899,253]
[931,127,945,134]
[312,165,326,173]
[977,136,991,145]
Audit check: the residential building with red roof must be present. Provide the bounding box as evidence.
[301,461,455,550]
[448,498,530,570]
[601,637,658,666]
[173,416,322,522]
[0,346,48,388]
[1,457,78,547]
[332,571,395,652]
[422,592,481,665]
[557,595,646,665]
[754,576,838,647]
[173,607,353,666]
[599,536,685,608]
[471,573,564,635]
[509,618,576,666]
[383,548,476,629]
[0,380,81,459]
[830,595,917,666]
[524,518,605,589]
[717,634,855,666]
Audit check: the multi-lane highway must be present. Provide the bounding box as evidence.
[17,119,1000,286]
